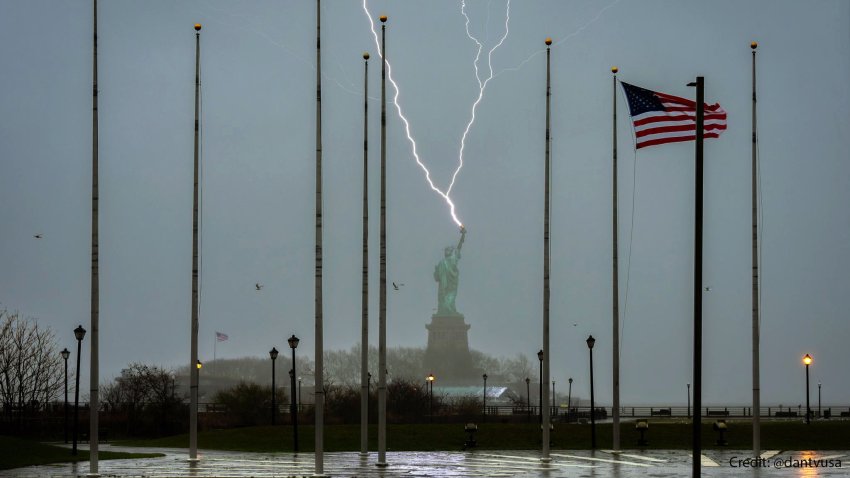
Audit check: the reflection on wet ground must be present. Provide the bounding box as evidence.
[2,446,847,477]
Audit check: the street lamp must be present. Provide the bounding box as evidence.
[687,383,691,418]
[537,349,543,424]
[298,376,303,412]
[586,334,596,449]
[818,382,822,418]
[269,347,279,425]
[72,325,86,456]
[803,354,812,425]
[525,377,531,421]
[552,380,556,414]
[426,373,435,423]
[288,334,300,451]
[61,348,70,444]
[482,373,488,421]
[196,360,203,369]
[567,377,573,414]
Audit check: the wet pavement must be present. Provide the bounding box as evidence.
[3,446,847,477]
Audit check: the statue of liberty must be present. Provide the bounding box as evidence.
[433,226,466,315]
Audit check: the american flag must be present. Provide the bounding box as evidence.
[621,82,727,149]
[215,331,229,342]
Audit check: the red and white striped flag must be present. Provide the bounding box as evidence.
[621,82,727,149]
[215,331,229,342]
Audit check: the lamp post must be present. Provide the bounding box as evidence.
[288,334,300,451]
[61,348,70,444]
[426,373,435,423]
[537,349,543,424]
[567,377,572,413]
[269,347,279,425]
[803,354,812,425]
[72,325,85,456]
[687,383,691,418]
[818,382,821,418]
[586,335,596,449]
[482,373,488,421]
[552,380,556,413]
[298,376,303,412]
[525,377,531,421]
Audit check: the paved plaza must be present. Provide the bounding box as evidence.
[3,446,847,477]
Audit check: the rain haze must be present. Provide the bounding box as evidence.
[1,0,848,407]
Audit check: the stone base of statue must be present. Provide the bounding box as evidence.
[424,313,475,384]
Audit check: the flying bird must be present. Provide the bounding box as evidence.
[33,234,43,239]
[392,282,405,290]
[704,287,712,292]
[255,283,263,291]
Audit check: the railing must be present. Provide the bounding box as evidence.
[481,405,850,419]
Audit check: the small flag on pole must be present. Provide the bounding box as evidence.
[215,331,229,342]
[621,82,727,149]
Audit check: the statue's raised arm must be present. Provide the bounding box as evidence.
[456,225,466,253]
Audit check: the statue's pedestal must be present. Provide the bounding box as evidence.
[425,314,475,384]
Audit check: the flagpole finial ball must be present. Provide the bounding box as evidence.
[611,66,619,74]
[750,41,758,49]
[379,15,388,23]
[363,52,370,60]
[545,37,552,46]
[194,24,202,31]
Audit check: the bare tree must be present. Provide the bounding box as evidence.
[0,310,63,413]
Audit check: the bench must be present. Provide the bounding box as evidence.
[707,410,729,417]
[774,411,798,417]
[650,408,671,416]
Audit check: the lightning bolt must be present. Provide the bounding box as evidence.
[448,0,511,196]
[363,1,463,228]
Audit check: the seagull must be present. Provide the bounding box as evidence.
[255,283,263,291]
[33,234,43,239]
[704,286,712,292]
[392,282,404,290]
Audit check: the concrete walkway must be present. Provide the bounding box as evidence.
[2,446,847,477]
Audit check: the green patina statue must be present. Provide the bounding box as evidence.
[434,226,466,315]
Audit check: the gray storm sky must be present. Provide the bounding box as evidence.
[1,0,848,406]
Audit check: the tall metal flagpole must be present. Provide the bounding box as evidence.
[376,14,389,469]
[611,65,620,452]
[314,0,325,473]
[541,37,552,463]
[750,40,761,456]
[360,51,370,458]
[188,22,202,463]
[688,76,705,478]
[89,0,100,474]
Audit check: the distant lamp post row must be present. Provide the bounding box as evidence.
[266,335,299,452]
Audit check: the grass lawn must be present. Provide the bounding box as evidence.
[0,435,164,470]
[117,419,850,452]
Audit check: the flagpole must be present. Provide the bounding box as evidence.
[750,40,761,456]
[376,14,389,469]
[541,37,552,463]
[611,65,620,452]
[688,76,705,478]
[188,22,202,463]
[88,0,100,474]
[314,0,325,473]
[360,51,370,458]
